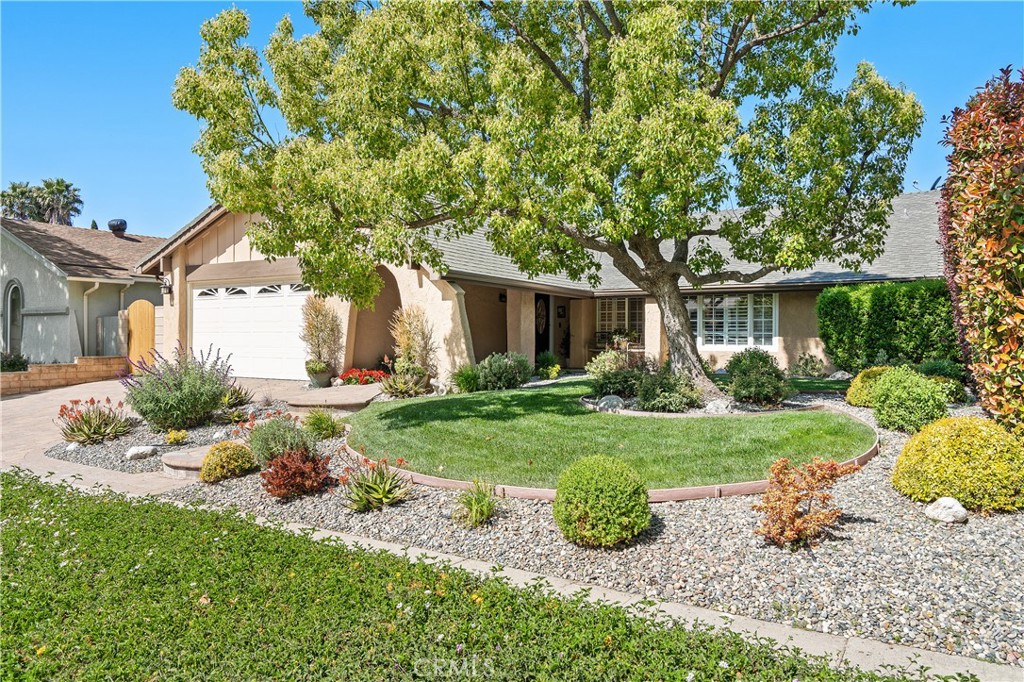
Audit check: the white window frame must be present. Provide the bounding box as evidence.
[691,293,779,352]
[596,296,646,338]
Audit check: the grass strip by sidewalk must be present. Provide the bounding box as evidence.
[0,471,954,681]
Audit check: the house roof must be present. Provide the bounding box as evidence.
[2,217,166,280]
[144,190,942,295]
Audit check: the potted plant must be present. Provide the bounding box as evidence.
[305,359,333,388]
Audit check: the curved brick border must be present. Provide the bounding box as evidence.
[579,395,822,419]
[342,405,880,503]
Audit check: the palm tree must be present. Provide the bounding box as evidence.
[37,178,83,225]
[0,181,44,221]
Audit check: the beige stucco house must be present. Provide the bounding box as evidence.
[135,191,944,382]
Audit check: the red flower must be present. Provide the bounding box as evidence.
[396,458,407,467]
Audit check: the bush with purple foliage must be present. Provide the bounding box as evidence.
[121,345,233,430]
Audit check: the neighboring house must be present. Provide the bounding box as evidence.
[1,218,166,364]
[136,191,943,381]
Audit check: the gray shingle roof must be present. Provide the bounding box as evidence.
[437,190,943,295]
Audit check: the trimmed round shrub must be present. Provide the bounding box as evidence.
[892,416,1024,511]
[200,441,257,483]
[477,352,531,390]
[925,375,969,404]
[552,455,651,548]
[845,366,893,407]
[726,349,789,405]
[917,359,966,381]
[872,366,947,433]
[249,416,316,467]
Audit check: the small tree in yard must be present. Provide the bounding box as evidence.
[173,2,922,395]
[300,296,343,370]
[940,67,1024,431]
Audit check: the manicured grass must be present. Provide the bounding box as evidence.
[346,380,875,488]
[709,374,852,393]
[1,472,922,681]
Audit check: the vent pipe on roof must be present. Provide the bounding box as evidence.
[108,219,127,237]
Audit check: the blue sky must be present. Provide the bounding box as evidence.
[2,1,1022,238]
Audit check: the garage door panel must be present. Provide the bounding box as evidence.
[191,284,310,380]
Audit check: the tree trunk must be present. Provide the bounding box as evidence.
[649,279,725,399]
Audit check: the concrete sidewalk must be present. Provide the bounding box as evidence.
[1,380,1019,681]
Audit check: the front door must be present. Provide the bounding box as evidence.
[534,293,550,355]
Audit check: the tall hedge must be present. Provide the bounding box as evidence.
[816,279,960,372]
[940,68,1024,430]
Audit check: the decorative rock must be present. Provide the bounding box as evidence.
[596,395,625,411]
[211,430,229,441]
[65,442,80,452]
[124,445,158,461]
[925,497,969,524]
[704,398,733,414]
[829,370,854,381]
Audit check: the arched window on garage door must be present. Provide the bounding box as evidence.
[4,281,24,355]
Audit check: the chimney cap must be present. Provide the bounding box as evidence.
[108,219,127,237]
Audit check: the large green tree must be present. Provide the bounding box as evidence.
[174,1,923,391]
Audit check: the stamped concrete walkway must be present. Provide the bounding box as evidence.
[1,380,1019,682]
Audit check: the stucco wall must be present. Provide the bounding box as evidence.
[462,283,507,362]
[1,230,74,363]
[351,266,403,369]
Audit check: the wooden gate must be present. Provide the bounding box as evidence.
[126,300,156,371]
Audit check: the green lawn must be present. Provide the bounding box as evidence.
[1,472,923,681]
[346,380,875,488]
[709,374,852,393]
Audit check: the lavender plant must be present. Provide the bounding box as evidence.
[121,345,233,430]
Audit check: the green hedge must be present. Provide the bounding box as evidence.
[816,279,960,372]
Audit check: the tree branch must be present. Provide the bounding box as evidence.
[602,0,625,37]
[581,1,612,41]
[694,264,779,285]
[576,3,592,125]
[479,1,577,98]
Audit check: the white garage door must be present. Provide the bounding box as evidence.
[192,283,310,380]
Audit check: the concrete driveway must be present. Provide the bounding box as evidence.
[0,379,187,495]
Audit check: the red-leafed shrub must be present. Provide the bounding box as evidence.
[940,67,1024,430]
[339,368,390,385]
[753,458,861,548]
[259,449,334,500]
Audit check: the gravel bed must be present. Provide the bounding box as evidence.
[161,396,1023,667]
[44,401,290,474]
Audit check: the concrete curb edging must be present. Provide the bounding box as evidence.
[342,405,881,503]
[150,494,1015,682]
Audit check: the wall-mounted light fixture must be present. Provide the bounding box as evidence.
[159,276,173,295]
[498,292,507,303]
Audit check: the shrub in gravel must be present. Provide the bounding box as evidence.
[260,449,334,500]
[165,429,188,445]
[122,346,231,430]
[845,366,893,407]
[753,457,861,547]
[303,408,346,440]
[872,366,947,433]
[223,383,254,409]
[553,455,650,548]
[893,416,1024,511]
[924,376,969,404]
[726,349,789,406]
[248,415,316,467]
[453,480,498,528]
[916,359,965,381]
[57,397,133,445]
[199,441,257,484]
[636,364,703,412]
[477,352,532,391]
[451,363,480,393]
[585,349,648,399]
[340,456,411,512]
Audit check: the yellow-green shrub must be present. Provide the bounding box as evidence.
[165,429,188,445]
[200,441,257,484]
[845,366,892,407]
[925,376,969,404]
[892,417,1024,511]
[873,366,948,433]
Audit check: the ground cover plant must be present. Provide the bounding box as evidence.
[122,346,232,430]
[345,380,876,489]
[2,471,930,681]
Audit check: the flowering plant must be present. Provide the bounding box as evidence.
[339,368,390,385]
[57,397,133,444]
[340,456,411,512]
